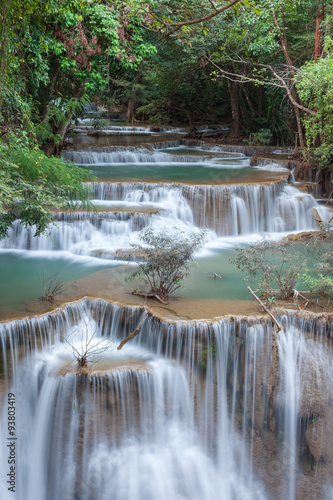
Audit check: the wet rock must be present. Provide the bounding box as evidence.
[269,416,276,433]
[305,411,333,463]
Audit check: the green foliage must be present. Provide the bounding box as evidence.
[0,0,157,150]
[123,227,206,301]
[297,54,333,167]
[231,237,310,300]
[303,273,333,299]
[248,128,273,145]
[199,340,216,371]
[136,100,171,124]
[302,227,333,299]
[92,118,108,130]
[33,96,90,147]
[1,0,332,158]
[0,144,94,239]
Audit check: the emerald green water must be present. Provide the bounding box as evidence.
[174,249,249,300]
[0,241,328,316]
[0,251,119,316]
[85,163,272,184]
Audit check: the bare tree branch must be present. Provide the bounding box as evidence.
[247,286,282,332]
[206,56,316,116]
[117,319,145,350]
[145,0,242,40]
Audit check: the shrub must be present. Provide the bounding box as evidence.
[230,236,310,301]
[249,128,273,146]
[92,118,108,130]
[303,273,333,299]
[38,272,69,302]
[0,145,94,239]
[123,227,206,303]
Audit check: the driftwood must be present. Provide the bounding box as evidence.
[247,286,283,332]
[132,290,168,305]
[326,190,333,205]
[313,193,332,203]
[311,208,323,228]
[209,273,222,279]
[117,319,145,350]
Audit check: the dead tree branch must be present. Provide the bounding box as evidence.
[117,319,145,350]
[247,286,282,332]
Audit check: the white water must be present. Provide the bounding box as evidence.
[0,301,270,500]
[1,177,330,256]
[1,138,333,500]
[1,300,332,499]
[61,147,246,165]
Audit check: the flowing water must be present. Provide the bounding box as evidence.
[1,130,333,499]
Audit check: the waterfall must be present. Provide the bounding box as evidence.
[1,299,333,498]
[0,299,271,499]
[274,313,333,500]
[61,148,214,165]
[0,212,153,254]
[88,180,324,235]
[1,179,329,255]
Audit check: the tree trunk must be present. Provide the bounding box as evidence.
[44,112,73,156]
[126,71,142,123]
[293,98,305,149]
[270,3,307,148]
[315,7,325,62]
[257,86,263,118]
[228,80,240,139]
[242,86,257,117]
[126,94,136,123]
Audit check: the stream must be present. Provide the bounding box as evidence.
[0,127,333,499]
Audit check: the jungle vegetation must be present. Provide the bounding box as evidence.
[0,0,332,236]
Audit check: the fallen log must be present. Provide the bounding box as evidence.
[247,286,283,332]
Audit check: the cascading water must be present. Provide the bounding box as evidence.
[1,299,333,499]
[2,134,333,500]
[61,147,216,164]
[1,179,329,255]
[1,143,331,257]
[0,300,271,500]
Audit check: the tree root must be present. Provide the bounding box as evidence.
[132,291,168,305]
[117,319,145,350]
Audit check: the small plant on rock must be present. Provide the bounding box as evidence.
[38,272,69,302]
[64,320,115,370]
[92,118,108,130]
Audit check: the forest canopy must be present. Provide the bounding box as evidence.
[0,0,332,236]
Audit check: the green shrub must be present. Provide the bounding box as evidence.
[303,273,333,299]
[123,227,206,303]
[0,145,95,239]
[249,128,273,146]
